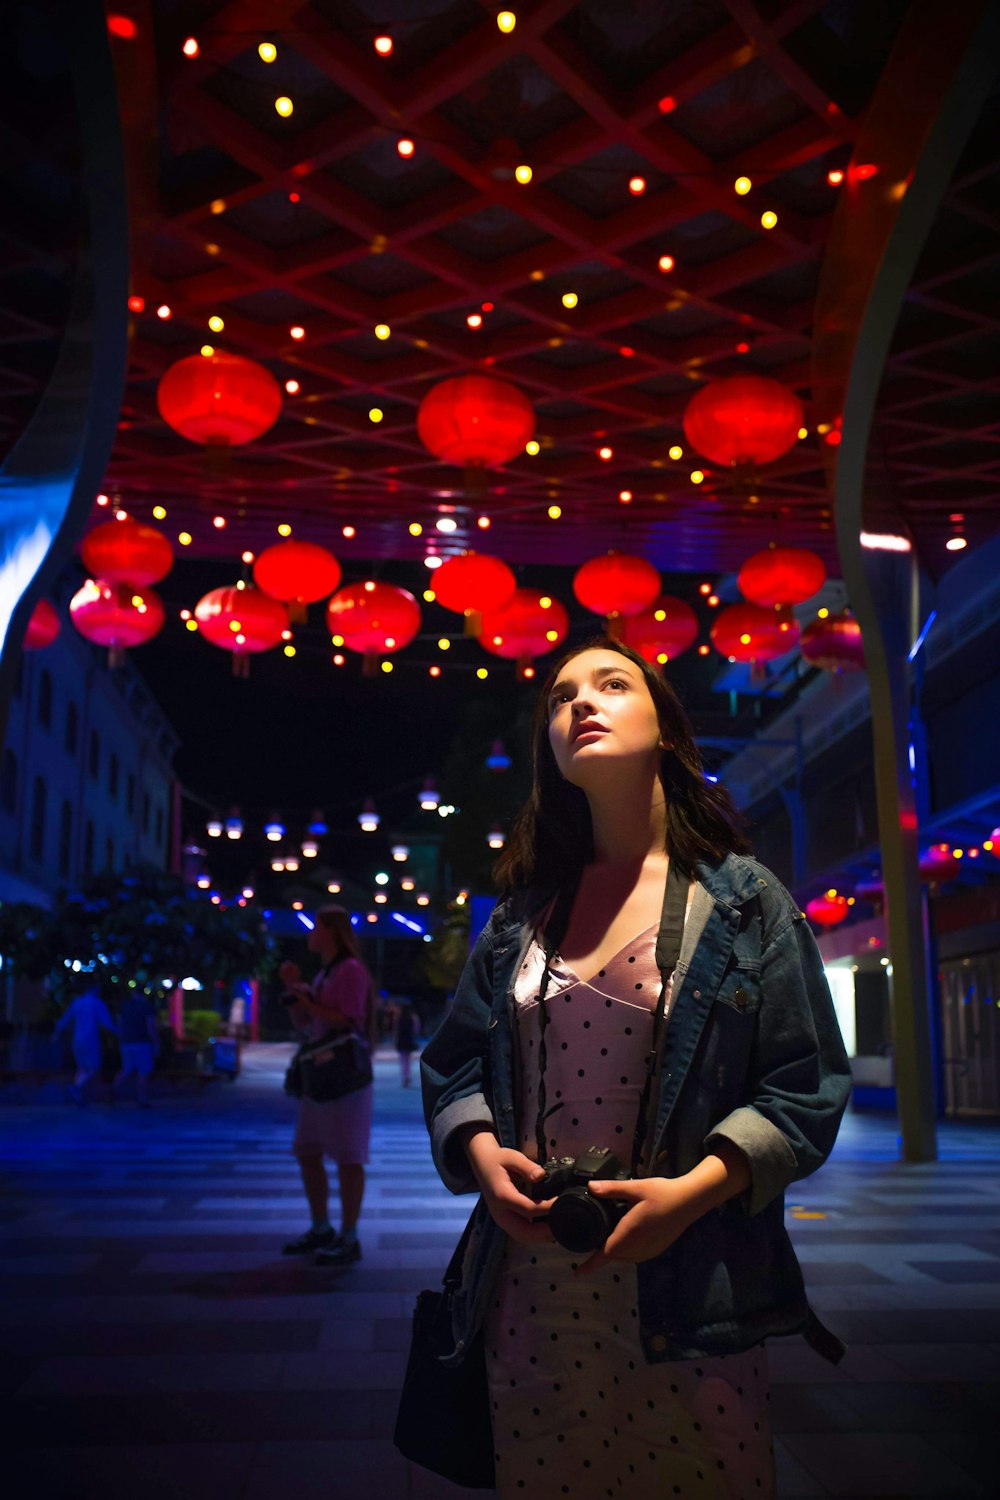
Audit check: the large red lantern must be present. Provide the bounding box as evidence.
[326,581,421,670]
[573,552,661,626]
[23,599,60,651]
[622,596,699,665]
[800,612,865,673]
[70,579,164,664]
[806,892,849,928]
[194,585,289,676]
[157,352,282,447]
[919,844,960,884]
[683,375,803,469]
[479,588,569,674]
[432,553,517,633]
[738,546,826,608]
[711,603,799,664]
[253,540,341,621]
[417,375,535,469]
[81,519,173,586]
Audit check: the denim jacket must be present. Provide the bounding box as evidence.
[420,853,852,1366]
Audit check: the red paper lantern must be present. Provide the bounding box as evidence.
[573,552,661,621]
[479,588,569,669]
[326,581,421,657]
[417,375,535,468]
[194,586,289,670]
[710,603,799,663]
[805,893,849,927]
[23,599,60,651]
[70,579,164,660]
[683,375,803,468]
[800,612,865,673]
[253,541,342,619]
[738,546,826,608]
[432,553,517,619]
[622,596,699,664]
[919,845,960,883]
[81,519,173,586]
[157,352,282,447]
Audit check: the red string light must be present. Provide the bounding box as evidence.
[658,96,677,114]
[397,138,415,157]
[127,295,144,313]
[374,34,393,55]
[658,254,675,272]
[107,15,137,38]
[181,36,199,58]
[827,168,845,186]
[628,176,646,195]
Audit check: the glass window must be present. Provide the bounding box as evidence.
[83,819,94,874]
[38,670,53,729]
[29,776,47,863]
[65,701,79,754]
[59,800,73,878]
[1,749,17,814]
[89,730,100,779]
[109,752,119,799]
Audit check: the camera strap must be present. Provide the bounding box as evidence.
[533,859,690,1175]
[631,859,689,1175]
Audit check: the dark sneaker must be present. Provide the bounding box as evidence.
[315,1237,362,1267]
[282,1226,339,1256]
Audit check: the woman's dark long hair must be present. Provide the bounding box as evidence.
[493,636,749,895]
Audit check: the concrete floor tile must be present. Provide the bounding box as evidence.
[780,1433,986,1497]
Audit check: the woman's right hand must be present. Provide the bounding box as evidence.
[463,1128,555,1246]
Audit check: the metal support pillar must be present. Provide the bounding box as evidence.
[812,0,1000,1160]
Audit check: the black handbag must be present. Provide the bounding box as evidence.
[292,1029,372,1103]
[394,1216,495,1489]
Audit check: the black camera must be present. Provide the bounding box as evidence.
[529,1147,630,1253]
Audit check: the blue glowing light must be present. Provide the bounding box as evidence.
[296,912,315,930]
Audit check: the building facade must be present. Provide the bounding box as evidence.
[0,577,179,910]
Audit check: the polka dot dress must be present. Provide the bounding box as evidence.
[486,924,775,1499]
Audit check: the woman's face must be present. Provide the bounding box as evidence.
[546,648,664,786]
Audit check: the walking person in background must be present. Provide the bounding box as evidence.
[113,989,159,1106]
[281,906,375,1266]
[395,1000,417,1087]
[421,638,851,1499]
[55,982,117,1104]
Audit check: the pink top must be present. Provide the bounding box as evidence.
[306,956,370,1041]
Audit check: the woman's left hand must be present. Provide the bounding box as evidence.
[573,1176,700,1276]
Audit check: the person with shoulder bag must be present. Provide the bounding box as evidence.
[281,905,376,1266]
[399,638,852,1497]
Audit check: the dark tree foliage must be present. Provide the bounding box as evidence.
[0,866,277,1005]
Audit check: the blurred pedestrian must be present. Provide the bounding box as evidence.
[395,1000,417,1087]
[55,984,116,1103]
[113,989,159,1105]
[281,906,375,1265]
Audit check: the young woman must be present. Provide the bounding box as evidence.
[281,905,374,1266]
[421,639,851,1499]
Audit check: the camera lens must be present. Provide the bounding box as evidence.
[548,1188,612,1253]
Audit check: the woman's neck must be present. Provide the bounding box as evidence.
[585,771,668,867]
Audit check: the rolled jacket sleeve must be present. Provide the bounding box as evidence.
[708,908,851,1217]
[420,916,501,1195]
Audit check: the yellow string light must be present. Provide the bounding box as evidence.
[734,176,752,195]
[514,164,532,184]
[374,323,391,340]
[258,41,277,62]
[497,10,516,32]
[274,96,293,117]
[278,523,292,537]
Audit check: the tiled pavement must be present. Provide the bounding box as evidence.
[1,1044,997,1500]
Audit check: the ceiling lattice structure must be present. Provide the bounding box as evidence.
[3,0,998,584]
